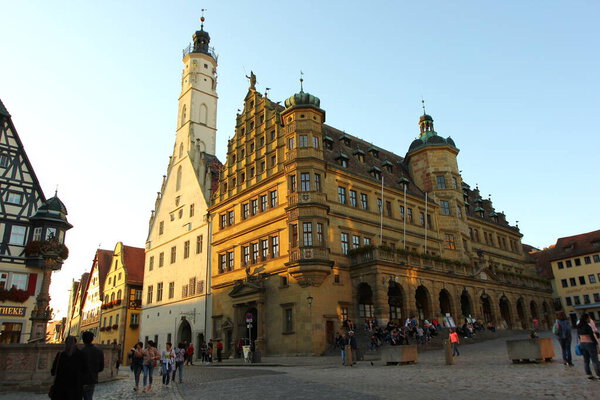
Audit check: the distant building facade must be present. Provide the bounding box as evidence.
[0,100,72,343]
[544,230,600,326]
[78,249,113,339]
[208,79,554,356]
[140,20,220,355]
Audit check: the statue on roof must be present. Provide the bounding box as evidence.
[246,71,257,90]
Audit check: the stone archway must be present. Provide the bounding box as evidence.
[387,281,404,321]
[460,289,473,320]
[178,318,192,345]
[357,282,374,319]
[480,293,493,323]
[499,296,512,329]
[415,285,432,321]
[517,298,526,329]
[439,289,453,316]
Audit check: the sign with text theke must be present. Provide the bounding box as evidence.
[0,306,26,317]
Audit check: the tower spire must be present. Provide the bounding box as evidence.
[200,8,206,30]
[421,98,426,115]
[300,70,304,92]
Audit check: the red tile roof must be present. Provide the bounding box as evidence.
[96,249,114,291]
[550,229,600,261]
[122,245,145,285]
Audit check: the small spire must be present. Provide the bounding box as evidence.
[300,70,304,92]
[421,98,426,115]
[54,185,58,197]
[200,9,206,30]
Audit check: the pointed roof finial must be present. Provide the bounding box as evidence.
[421,97,426,115]
[300,70,304,92]
[54,184,58,197]
[200,9,206,30]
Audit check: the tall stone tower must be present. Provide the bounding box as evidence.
[141,18,221,353]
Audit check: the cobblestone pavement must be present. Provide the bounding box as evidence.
[2,331,599,400]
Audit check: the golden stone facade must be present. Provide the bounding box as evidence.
[208,83,553,356]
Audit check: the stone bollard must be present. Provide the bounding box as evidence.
[443,339,454,365]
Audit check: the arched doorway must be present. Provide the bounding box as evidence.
[499,296,512,328]
[480,293,493,323]
[388,281,403,321]
[245,307,258,342]
[460,289,472,319]
[178,318,192,344]
[415,285,431,321]
[358,283,374,319]
[530,301,538,319]
[439,289,452,316]
[517,298,526,329]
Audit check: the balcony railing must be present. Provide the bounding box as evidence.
[287,191,327,207]
[289,247,330,262]
[181,43,218,61]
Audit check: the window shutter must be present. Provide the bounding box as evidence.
[27,273,38,296]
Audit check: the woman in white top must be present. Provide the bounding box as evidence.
[161,342,176,386]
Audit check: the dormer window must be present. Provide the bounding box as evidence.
[339,134,351,146]
[353,149,365,163]
[369,166,381,181]
[382,160,393,173]
[336,153,349,168]
[368,147,379,158]
[324,136,333,150]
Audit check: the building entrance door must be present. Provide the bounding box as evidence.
[325,321,334,345]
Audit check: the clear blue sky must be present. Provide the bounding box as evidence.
[1,1,598,318]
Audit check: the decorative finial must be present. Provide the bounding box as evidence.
[54,185,58,197]
[421,98,426,115]
[200,9,206,30]
[265,87,271,98]
[300,70,304,92]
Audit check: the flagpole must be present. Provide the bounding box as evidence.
[403,183,407,250]
[380,175,384,245]
[424,192,428,255]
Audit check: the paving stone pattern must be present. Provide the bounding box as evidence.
[2,331,598,400]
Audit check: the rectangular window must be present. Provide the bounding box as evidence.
[561,279,568,288]
[584,294,591,304]
[184,241,190,259]
[6,192,23,205]
[251,199,258,215]
[314,174,321,191]
[360,193,368,210]
[220,214,227,229]
[575,258,581,266]
[579,276,586,285]
[228,251,235,271]
[594,255,600,263]
[594,293,600,303]
[270,190,278,207]
[352,235,360,249]
[436,176,446,189]
[260,195,268,212]
[168,282,174,299]
[313,136,319,149]
[377,198,382,213]
[196,235,203,254]
[170,246,176,264]
[445,234,456,250]
[569,277,577,286]
[219,254,226,273]
[565,297,572,306]
[316,223,324,246]
[589,274,597,284]
[300,173,310,192]
[147,285,153,304]
[32,227,42,241]
[10,273,27,290]
[149,256,154,271]
[574,295,581,305]
[261,240,269,260]
[242,246,250,265]
[400,206,405,221]
[8,226,26,245]
[363,237,371,246]
[288,137,295,150]
[566,260,573,268]
[338,187,346,204]
[407,208,413,223]
[228,210,235,225]
[242,203,249,219]
[190,203,195,217]
[302,222,313,246]
[585,256,591,264]
[157,282,163,302]
[159,221,164,235]
[452,176,458,189]
[557,261,564,269]
[419,212,425,226]
[131,313,139,326]
[284,308,293,333]
[349,190,357,207]
[159,252,164,267]
[359,304,374,318]
[456,206,463,218]
[341,232,349,255]
[386,201,392,217]
[290,175,296,192]
[440,200,451,215]
[299,135,308,147]
[0,154,8,168]
[290,224,298,247]
[271,236,279,258]
[252,243,259,264]
[189,277,197,296]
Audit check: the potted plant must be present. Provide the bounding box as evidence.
[0,287,30,303]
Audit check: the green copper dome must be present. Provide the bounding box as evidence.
[284,90,320,109]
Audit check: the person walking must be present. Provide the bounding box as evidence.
[336,332,347,365]
[130,342,144,391]
[50,335,89,400]
[81,331,104,400]
[172,342,186,383]
[348,331,358,365]
[449,328,460,357]
[576,313,600,380]
[185,342,195,365]
[161,342,175,386]
[554,312,574,366]
[216,340,223,362]
[142,340,160,392]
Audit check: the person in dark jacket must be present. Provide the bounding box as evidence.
[130,342,144,391]
[577,313,600,380]
[554,312,573,366]
[81,331,104,400]
[348,331,358,365]
[50,335,89,400]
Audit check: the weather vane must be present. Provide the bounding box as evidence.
[421,98,426,115]
[200,8,206,29]
[300,70,304,92]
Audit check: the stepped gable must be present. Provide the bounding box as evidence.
[321,125,430,200]
[122,245,145,285]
